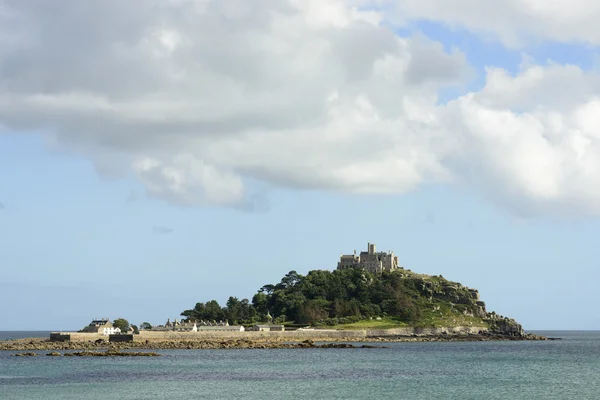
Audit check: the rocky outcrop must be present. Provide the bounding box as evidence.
[12,352,38,357]
[366,326,488,337]
[413,276,488,318]
[485,314,524,336]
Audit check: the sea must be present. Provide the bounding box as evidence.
[1,331,599,399]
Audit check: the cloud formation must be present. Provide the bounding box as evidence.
[1,0,599,215]
[372,0,600,46]
[441,64,600,215]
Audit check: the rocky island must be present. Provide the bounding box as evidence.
[174,243,533,338]
[1,243,548,352]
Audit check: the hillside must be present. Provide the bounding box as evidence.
[181,268,523,335]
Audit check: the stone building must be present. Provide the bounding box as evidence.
[149,318,244,332]
[337,242,399,274]
[78,318,121,336]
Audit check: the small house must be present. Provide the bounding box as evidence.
[79,318,122,336]
[252,325,285,332]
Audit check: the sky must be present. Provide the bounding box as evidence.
[1,0,600,331]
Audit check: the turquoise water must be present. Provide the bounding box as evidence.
[1,331,599,399]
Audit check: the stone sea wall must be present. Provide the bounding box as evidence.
[50,333,104,342]
[50,326,490,343]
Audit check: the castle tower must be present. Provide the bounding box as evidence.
[368,242,376,254]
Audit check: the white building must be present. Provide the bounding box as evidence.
[150,319,245,332]
[252,325,285,332]
[79,319,122,336]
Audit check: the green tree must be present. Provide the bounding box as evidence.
[277,270,303,290]
[226,297,242,324]
[239,298,257,323]
[252,292,269,315]
[204,300,224,321]
[112,318,130,333]
[140,322,152,330]
[181,302,206,321]
[297,299,330,324]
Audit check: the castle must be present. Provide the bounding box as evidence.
[337,242,400,274]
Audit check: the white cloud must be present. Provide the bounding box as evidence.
[373,0,600,46]
[442,64,600,215]
[1,1,600,216]
[0,0,467,204]
[133,155,246,207]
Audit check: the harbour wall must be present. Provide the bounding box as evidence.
[50,332,104,342]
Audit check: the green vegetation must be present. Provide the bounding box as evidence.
[334,317,409,330]
[112,318,130,333]
[181,268,491,329]
[182,298,257,325]
[140,322,153,330]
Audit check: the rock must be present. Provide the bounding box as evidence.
[298,340,316,348]
[46,352,61,356]
[13,352,38,357]
[486,317,524,336]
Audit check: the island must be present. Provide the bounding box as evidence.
[0,242,547,352]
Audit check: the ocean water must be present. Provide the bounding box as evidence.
[0,332,52,341]
[1,331,599,399]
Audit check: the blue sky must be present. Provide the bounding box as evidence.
[1,1,600,330]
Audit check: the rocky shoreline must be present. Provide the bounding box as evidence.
[8,340,381,355]
[0,332,551,352]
